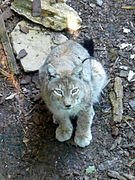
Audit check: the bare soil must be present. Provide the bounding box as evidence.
[0,0,135,179]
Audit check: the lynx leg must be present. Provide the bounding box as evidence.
[74,106,95,147]
[55,116,73,142]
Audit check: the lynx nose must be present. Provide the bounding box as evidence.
[64,97,72,108]
[65,104,71,108]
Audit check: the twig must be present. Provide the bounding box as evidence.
[113,57,119,68]
[121,6,135,10]
[0,67,10,77]
[24,106,35,117]
[122,173,135,180]
[127,159,135,167]
[124,119,135,133]
[108,170,127,180]
[0,9,19,74]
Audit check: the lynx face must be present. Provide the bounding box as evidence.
[48,75,86,111]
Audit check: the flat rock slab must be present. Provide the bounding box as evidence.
[11,20,68,72]
[11,0,82,31]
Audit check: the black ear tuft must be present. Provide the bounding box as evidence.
[81,38,94,57]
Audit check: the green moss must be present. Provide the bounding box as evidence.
[0,32,8,43]
[13,0,32,12]
[109,49,118,61]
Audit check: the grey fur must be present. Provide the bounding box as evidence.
[39,40,107,147]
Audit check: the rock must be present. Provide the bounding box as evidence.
[123,151,129,157]
[19,25,29,34]
[20,75,31,85]
[96,0,103,6]
[89,3,96,8]
[16,49,27,60]
[129,100,135,111]
[123,27,131,33]
[98,158,118,171]
[11,0,82,31]
[32,75,40,88]
[130,54,135,60]
[11,20,68,72]
[119,65,128,70]
[128,70,135,81]
[73,171,80,176]
[32,0,41,17]
[119,43,132,50]
[119,70,128,78]
[112,126,119,136]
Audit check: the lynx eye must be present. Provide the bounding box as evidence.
[72,88,79,95]
[54,89,63,96]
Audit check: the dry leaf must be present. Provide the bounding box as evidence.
[23,138,30,143]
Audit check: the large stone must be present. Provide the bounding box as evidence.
[11,0,82,31]
[11,20,68,72]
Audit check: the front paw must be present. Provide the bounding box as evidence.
[74,131,92,147]
[56,126,73,142]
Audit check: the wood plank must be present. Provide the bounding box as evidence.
[0,9,19,74]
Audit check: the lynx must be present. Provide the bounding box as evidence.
[39,40,107,147]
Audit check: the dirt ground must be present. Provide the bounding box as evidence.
[0,0,135,179]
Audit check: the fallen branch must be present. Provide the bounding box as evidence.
[0,9,19,74]
[0,67,10,77]
[109,77,123,123]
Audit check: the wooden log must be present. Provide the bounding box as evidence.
[109,77,123,123]
[0,9,19,74]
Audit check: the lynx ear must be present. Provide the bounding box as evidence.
[72,64,83,78]
[47,64,59,79]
